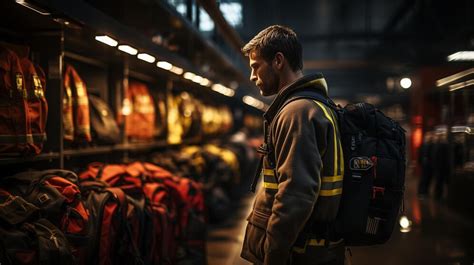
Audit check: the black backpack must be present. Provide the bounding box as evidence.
[280,90,406,246]
[0,191,75,265]
[88,94,121,144]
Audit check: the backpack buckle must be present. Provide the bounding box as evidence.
[372,186,385,199]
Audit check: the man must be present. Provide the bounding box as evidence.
[240,25,345,265]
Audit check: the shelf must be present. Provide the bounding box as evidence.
[114,140,168,152]
[0,152,60,165]
[63,146,115,157]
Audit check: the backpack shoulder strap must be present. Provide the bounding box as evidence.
[282,90,337,112]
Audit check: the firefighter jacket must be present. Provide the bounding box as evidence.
[241,74,345,265]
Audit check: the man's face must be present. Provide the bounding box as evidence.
[249,50,279,96]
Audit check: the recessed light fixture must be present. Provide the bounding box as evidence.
[15,0,50,15]
[118,45,138,55]
[95,35,118,47]
[192,75,203,84]
[169,66,184,75]
[243,95,265,110]
[137,53,156,63]
[183,72,196,80]
[157,61,172,70]
[212,84,235,97]
[400,77,412,89]
[447,51,474,61]
[200,78,211,87]
[449,79,474,92]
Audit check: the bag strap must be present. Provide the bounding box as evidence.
[250,90,336,193]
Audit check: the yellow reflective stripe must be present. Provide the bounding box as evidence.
[339,141,344,175]
[320,188,342,196]
[263,169,274,176]
[295,78,328,94]
[321,175,343,183]
[308,239,326,246]
[263,182,278,189]
[327,107,344,176]
[313,101,338,176]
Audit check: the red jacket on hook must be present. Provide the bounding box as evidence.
[63,64,91,143]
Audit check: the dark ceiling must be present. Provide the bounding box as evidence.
[240,0,474,103]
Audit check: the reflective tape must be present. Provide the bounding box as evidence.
[320,188,342,196]
[263,169,274,176]
[321,175,343,183]
[313,101,338,176]
[263,182,278,190]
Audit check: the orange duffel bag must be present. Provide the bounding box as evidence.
[63,64,91,143]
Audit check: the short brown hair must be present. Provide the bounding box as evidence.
[242,25,303,71]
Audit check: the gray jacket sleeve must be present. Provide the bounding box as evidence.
[263,99,329,265]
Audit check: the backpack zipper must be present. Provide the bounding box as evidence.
[35,221,60,248]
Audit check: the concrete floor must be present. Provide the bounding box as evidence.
[207,174,474,265]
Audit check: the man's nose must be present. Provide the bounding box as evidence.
[250,70,257,82]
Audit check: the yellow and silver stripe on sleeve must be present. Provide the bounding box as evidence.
[319,175,343,196]
[262,168,278,190]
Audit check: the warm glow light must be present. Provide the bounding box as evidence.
[192,75,203,84]
[137,53,156,63]
[447,51,474,61]
[399,216,412,233]
[157,61,172,70]
[449,79,474,92]
[436,68,474,87]
[400,77,412,89]
[243,95,265,110]
[183,72,196,80]
[15,0,50,15]
[211,84,235,97]
[200,78,211,87]
[169,66,183,75]
[451,126,473,134]
[95,35,118,47]
[118,45,138,55]
[413,127,423,149]
[121,98,132,116]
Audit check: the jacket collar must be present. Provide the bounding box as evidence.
[263,73,328,122]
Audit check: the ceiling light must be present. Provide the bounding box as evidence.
[15,0,50,15]
[449,79,474,92]
[137,53,156,63]
[400,77,412,89]
[157,61,172,70]
[118,45,138,55]
[399,216,412,233]
[95,35,118,47]
[200,78,211,87]
[243,95,265,109]
[183,72,196,80]
[192,75,203,83]
[212,84,235,97]
[451,126,473,134]
[437,68,474,87]
[170,66,183,75]
[447,51,474,61]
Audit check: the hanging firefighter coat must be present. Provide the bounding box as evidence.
[241,74,345,265]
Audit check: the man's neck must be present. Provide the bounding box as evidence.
[278,70,304,92]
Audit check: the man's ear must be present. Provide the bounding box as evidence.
[273,52,284,70]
